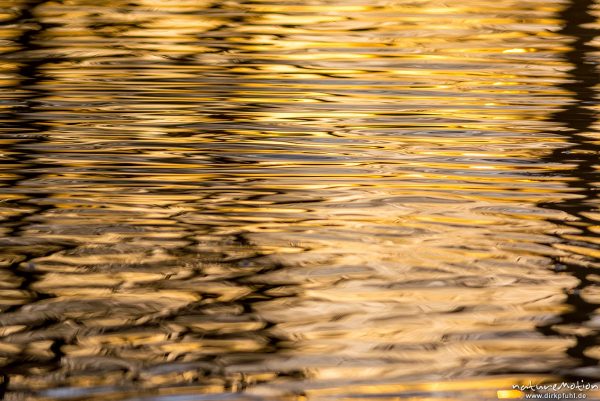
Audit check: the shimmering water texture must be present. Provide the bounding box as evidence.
[1,0,600,400]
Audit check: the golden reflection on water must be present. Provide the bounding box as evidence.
[0,0,599,400]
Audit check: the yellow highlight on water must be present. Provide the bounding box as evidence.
[497,389,525,399]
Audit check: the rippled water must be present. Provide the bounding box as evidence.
[1,0,600,400]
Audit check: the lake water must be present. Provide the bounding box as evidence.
[1,0,600,400]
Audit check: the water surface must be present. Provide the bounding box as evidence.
[1,0,600,400]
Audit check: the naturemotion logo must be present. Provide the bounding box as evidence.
[497,381,598,399]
